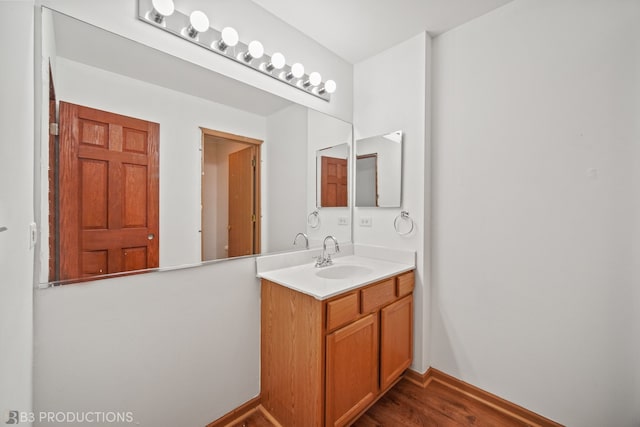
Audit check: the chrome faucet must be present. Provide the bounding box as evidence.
[316,236,340,267]
[293,232,309,249]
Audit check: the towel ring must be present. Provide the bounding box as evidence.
[307,210,320,229]
[394,211,414,236]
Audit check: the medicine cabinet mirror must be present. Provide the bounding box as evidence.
[355,130,403,207]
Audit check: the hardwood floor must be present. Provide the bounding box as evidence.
[230,372,561,427]
[352,379,531,426]
[228,407,276,427]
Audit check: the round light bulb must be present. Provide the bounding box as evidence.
[221,27,239,47]
[248,41,264,59]
[309,72,322,87]
[291,62,305,78]
[324,79,337,94]
[152,0,175,17]
[189,11,209,33]
[271,52,286,70]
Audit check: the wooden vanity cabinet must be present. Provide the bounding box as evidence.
[380,295,413,390]
[326,313,379,427]
[261,270,414,427]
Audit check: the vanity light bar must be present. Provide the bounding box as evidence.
[137,0,336,102]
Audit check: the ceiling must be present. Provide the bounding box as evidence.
[251,0,515,63]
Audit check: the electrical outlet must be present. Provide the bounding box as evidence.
[359,217,372,227]
[338,216,349,225]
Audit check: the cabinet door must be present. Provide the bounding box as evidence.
[326,313,378,427]
[380,294,413,390]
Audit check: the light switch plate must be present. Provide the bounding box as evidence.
[29,222,37,248]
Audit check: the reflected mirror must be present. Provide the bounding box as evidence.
[316,143,349,208]
[37,8,352,284]
[355,130,403,208]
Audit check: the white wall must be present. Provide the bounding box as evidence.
[54,57,266,269]
[431,0,639,425]
[264,104,308,253]
[34,257,260,427]
[39,0,353,123]
[0,1,34,424]
[634,44,640,425]
[353,33,432,373]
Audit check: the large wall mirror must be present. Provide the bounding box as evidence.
[37,8,352,284]
[355,130,403,208]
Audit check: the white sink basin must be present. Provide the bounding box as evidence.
[315,264,373,280]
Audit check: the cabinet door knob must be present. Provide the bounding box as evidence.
[148,233,155,240]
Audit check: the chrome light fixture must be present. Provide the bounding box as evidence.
[146,0,175,25]
[262,52,286,72]
[216,27,239,51]
[183,10,209,39]
[284,62,305,81]
[240,40,264,63]
[137,0,335,101]
[302,71,322,88]
[319,79,337,95]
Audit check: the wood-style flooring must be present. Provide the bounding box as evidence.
[229,376,553,427]
[229,408,274,427]
[352,379,531,426]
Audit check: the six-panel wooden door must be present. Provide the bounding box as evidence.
[59,101,159,280]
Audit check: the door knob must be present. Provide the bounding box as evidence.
[148,233,155,240]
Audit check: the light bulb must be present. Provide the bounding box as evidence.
[148,0,174,24]
[241,40,264,62]
[271,52,286,70]
[217,27,239,51]
[263,52,286,72]
[185,10,209,38]
[291,63,305,78]
[324,80,337,94]
[309,72,322,87]
[248,41,264,59]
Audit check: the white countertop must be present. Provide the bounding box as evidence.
[256,246,415,300]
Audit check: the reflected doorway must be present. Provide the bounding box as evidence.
[201,128,262,261]
[356,154,379,207]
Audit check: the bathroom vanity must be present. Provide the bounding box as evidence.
[257,249,415,427]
